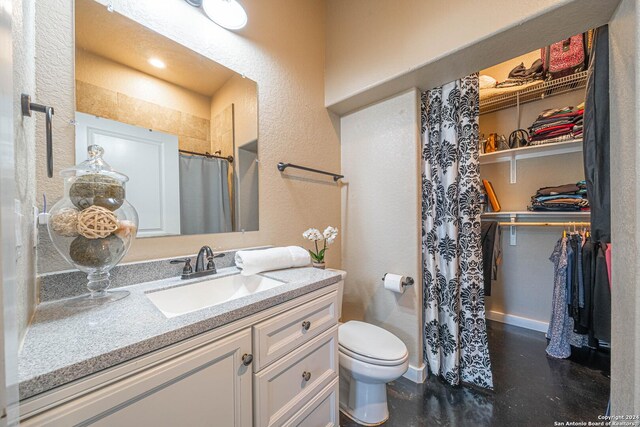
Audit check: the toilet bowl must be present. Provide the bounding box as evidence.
[327,269,409,426]
[338,320,409,425]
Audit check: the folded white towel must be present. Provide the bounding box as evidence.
[235,246,311,276]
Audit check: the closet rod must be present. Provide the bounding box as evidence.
[497,221,591,227]
[179,149,234,163]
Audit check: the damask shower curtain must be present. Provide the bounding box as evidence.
[421,74,493,388]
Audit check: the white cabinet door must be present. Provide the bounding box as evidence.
[23,329,253,427]
[75,112,181,237]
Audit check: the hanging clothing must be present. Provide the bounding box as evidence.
[547,237,572,358]
[605,244,612,288]
[592,245,611,342]
[179,154,232,235]
[421,74,493,389]
[583,26,611,243]
[578,240,595,333]
[547,236,588,359]
[480,221,501,297]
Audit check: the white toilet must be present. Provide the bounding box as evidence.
[329,269,409,426]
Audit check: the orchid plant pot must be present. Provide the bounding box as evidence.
[303,226,338,270]
[312,262,326,270]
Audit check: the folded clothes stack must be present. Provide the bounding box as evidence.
[495,59,544,88]
[528,103,584,146]
[529,181,589,212]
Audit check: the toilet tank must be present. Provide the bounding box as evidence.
[327,269,346,320]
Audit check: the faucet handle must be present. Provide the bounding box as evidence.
[170,258,193,276]
[206,252,225,271]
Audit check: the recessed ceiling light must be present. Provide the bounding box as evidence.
[148,58,166,69]
[202,0,247,30]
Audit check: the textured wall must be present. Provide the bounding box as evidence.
[34,0,341,270]
[13,0,36,344]
[35,0,75,210]
[340,89,423,374]
[609,0,640,414]
[325,0,617,114]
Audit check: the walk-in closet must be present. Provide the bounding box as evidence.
[478,28,611,385]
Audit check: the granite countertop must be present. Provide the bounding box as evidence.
[19,267,341,400]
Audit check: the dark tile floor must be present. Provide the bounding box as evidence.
[340,321,610,427]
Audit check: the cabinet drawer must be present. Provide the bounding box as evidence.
[254,326,338,427]
[253,291,338,370]
[282,378,339,427]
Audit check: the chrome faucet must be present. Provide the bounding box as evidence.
[170,246,225,280]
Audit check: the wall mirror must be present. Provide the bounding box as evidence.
[73,0,259,237]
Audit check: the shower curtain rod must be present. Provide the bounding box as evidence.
[179,149,233,163]
[497,221,591,227]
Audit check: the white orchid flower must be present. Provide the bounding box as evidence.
[323,226,338,240]
[302,228,322,241]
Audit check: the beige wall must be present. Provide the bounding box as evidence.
[325,0,616,114]
[35,0,75,215]
[211,74,258,151]
[13,0,36,343]
[76,49,211,119]
[76,50,212,153]
[34,0,341,270]
[341,89,423,374]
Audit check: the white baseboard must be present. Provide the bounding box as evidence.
[403,363,426,383]
[486,310,549,333]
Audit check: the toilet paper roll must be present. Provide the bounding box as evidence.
[384,273,405,294]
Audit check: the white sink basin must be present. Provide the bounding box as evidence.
[146,274,285,318]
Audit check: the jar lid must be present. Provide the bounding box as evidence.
[61,145,129,183]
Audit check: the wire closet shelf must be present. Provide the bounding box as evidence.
[480,71,588,115]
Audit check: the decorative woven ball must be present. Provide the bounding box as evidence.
[77,205,118,239]
[50,207,80,237]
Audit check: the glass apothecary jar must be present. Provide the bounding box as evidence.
[47,145,138,305]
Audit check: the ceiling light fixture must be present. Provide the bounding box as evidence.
[201,0,247,30]
[148,58,166,69]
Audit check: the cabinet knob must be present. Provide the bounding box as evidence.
[302,371,311,382]
[302,321,311,331]
[241,353,253,366]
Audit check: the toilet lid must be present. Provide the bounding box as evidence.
[339,321,408,362]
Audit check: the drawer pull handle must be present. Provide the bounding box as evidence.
[302,371,311,381]
[302,321,311,331]
[241,353,253,366]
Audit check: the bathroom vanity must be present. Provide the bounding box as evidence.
[18,267,341,426]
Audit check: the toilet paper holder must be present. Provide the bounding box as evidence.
[381,273,415,288]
